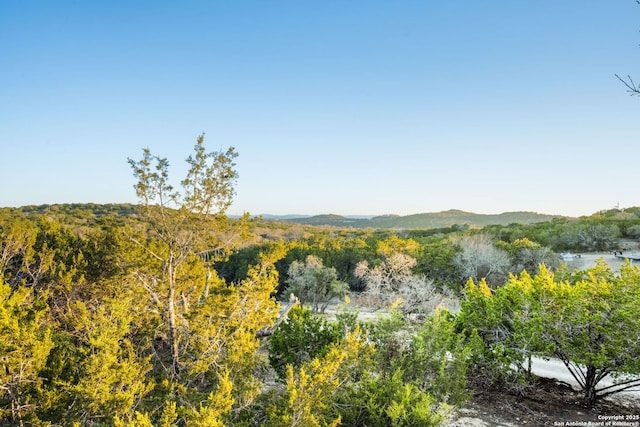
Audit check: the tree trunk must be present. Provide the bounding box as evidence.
[167,260,180,376]
[583,365,598,406]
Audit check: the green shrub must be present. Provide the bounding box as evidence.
[268,306,342,379]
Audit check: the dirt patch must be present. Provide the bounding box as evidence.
[444,379,640,427]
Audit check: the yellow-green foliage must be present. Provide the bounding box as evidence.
[115,402,177,427]
[64,298,153,425]
[460,260,640,405]
[184,373,234,427]
[384,380,442,427]
[267,328,373,427]
[180,252,281,406]
[376,235,421,257]
[124,139,285,423]
[0,281,54,424]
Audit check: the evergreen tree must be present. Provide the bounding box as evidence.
[127,136,282,423]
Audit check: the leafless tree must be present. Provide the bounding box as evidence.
[354,252,442,315]
[452,234,511,289]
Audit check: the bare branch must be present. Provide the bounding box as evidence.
[615,74,640,96]
[124,232,164,262]
[595,377,640,396]
[256,296,300,339]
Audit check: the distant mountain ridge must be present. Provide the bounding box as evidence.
[277,209,567,229]
[0,204,567,230]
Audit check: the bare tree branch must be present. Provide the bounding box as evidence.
[256,295,300,339]
[615,74,640,96]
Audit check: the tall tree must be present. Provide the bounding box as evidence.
[127,136,282,423]
[127,134,238,377]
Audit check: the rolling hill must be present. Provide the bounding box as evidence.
[279,209,566,229]
[0,204,572,230]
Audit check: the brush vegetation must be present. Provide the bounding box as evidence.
[1,138,639,425]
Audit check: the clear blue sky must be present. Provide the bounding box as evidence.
[2,1,639,217]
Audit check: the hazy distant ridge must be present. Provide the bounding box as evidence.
[279,209,565,229]
[4,204,565,230]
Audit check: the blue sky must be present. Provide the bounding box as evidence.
[1,1,639,217]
